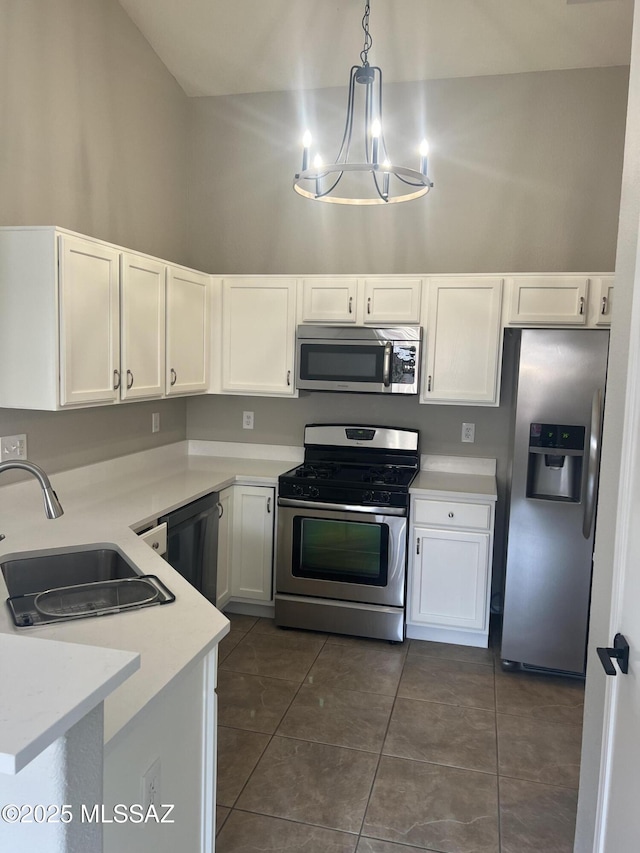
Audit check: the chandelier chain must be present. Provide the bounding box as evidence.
[360,1,372,67]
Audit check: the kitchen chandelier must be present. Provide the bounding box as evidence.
[293,0,433,205]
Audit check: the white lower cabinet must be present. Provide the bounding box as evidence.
[407,495,495,647]
[217,484,275,608]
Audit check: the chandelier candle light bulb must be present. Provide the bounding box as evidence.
[419,139,429,176]
[371,119,381,164]
[302,130,312,171]
[382,159,391,197]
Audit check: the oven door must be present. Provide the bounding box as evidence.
[276,500,407,607]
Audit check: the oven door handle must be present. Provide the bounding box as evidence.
[277,497,407,517]
[382,342,393,387]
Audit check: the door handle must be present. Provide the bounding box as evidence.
[170,368,177,386]
[601,296,608,316]
[367,297,371,314]
[267,497,272,514]
[287,370,291,386]
[113,369,121,390]
[348,296,353,314]
[217,502,223,519]
[583,389,603,539]
[126,369,134,389]
[597,633,630,676]
[579,295,585,315]
[416,538,420,555]
[382,342,392,387]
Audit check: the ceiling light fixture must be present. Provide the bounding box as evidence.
[293,0,433,205]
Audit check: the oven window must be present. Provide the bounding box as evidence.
[293,517,389,586]
[300,344,384,383]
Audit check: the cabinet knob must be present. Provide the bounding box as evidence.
[152,541,160,550]
[448,511,454,518]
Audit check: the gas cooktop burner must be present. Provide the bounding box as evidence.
[362,466,402,485]
[295,463,337,479]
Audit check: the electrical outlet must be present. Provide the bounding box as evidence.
[1,434,27,460]
[152,412,160,433]
[141,757,161,809]
[461,422,475,443]
[242,411,254,430]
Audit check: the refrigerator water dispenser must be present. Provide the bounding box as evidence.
[526,423,585,502]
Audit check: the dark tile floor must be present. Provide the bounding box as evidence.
[215,614,585,853]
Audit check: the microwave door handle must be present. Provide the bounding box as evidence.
[382,342,393,387]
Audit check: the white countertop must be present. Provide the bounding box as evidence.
[410,455,498,501]
[0,441,295,763]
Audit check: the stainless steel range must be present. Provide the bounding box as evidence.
[275,424,420,642]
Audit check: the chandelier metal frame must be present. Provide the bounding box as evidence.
[293,1,433,205]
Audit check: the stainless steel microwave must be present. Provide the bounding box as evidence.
[296,325,421,394]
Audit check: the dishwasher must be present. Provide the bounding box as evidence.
[158,492,220,605]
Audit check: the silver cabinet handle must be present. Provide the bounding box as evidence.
[267,497,272,514]
[416,538,420,555]
[126,369,134,389]
[382,342,392,387]
[170,368,177,386]
[217,501,223,519]
[601,296,608,316]
[448,511,454,518]
[579,296,585,315]
[427,375,432,392]
[348,296,353,314]
[367,297,371,314]
[287,370,291,386]
[113,369,121,390]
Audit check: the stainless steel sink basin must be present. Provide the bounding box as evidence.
[1,548,139,598]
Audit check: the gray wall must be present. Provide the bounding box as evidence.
[0,0,191,477]
[187,66,628,275]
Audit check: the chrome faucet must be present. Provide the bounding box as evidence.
[0,461,64,532]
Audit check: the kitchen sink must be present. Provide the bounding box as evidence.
[1,548,140,598]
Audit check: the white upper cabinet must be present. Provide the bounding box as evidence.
[301,278,358,323]
[58,235,121,407]
[362,278,422,324]
[299,277,421,325]
[165,266,210,395]
[591,276,615,326]
[421,277,504,406]
[120,252,166,400]
[221,278,297,396]
[507,275,589,325]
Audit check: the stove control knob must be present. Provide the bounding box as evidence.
[379,491,391,504]
[363,490,374,502]
[309,486,320,498]
[293,484,304,496]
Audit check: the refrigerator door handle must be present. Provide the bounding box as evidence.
[583,388,603,539]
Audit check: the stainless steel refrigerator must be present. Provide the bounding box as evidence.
[501,328,609,675]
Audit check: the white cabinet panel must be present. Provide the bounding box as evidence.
[421,277,503,405]
[120,252,165,400]
[231,486,275,602]
[222,278,296,396]
[59,235,121,406]
[301,278,358,323]
[166,267,210,395]
[507,276,589,325]
[363,278,422,324]
[410,528,490,631]
[592,276,614,326]
[216,487,234,610]
[412,499,491,530]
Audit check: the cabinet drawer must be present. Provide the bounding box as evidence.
[412,500,491,530]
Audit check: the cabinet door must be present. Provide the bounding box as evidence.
[301,278,358,323]
[120,252,165,400]
[222,279,296,395]
[58,235,121,406]
[409,527,490,631]
[363,278,422,324]
[507,276,589,325]
[421,277,503,405]
[592,276,614,326]
[231,486,275,602]
[166,267,210,395]
[216,487,234,610]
